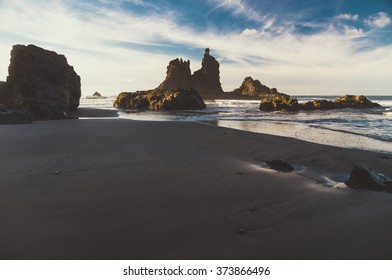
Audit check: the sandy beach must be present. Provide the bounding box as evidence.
[1,108,392,260]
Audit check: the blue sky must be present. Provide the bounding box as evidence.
[0,0,391,95]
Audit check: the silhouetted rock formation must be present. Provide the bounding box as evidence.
[0,104,32,124]
[260,95,381,112]
[158,58,192,90]
[346,165,392,192]
[259,96,299,111]
[158,49,287,100]
[114,88,206,111]
[231,76,283,98]
[92,92,102,97]
[0,44,81,119]
[158,48,223,98]
[191,48,224,97]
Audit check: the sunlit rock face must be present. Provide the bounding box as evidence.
[0,44,81,119]
[114,88,206,111]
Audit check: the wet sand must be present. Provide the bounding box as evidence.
[1,112,392,259]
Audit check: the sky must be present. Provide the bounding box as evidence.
[0,0,391,96]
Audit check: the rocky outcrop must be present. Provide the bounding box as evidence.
[345,165,392,192]
[158,58,192,90]
[0,44,81,119]
[334,95,381,109]
[92,92,102,97]
[259,96,299,112]
[0,104,32,124]
[114,88,206,111]
[231,76,284,98]
[192,48,224,98]
[261,95,381,112]
[158,48,223,99]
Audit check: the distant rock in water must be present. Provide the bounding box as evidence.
[114,88,206,111]
[158,58,192,90]
[260,94,381,112]
[191,48,224,98]
[0,104,32,124]
[345,165,392,193]
[231,76,286,99]
[334,95,381,109]
[92,92,102,97]
[0,44,81,119]
[259,96,299,112]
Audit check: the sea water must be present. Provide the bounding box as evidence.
[80,95,392,154]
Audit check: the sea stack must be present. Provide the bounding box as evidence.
[0,44,81,119]
[158,58,192,90]
[191,48,224,98]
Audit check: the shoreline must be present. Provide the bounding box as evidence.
[1,114,392,259]
[76,106,392,154]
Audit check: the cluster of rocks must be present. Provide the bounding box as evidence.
[156,48,286,100]
[259,95,381,112]
[0,44,81,122]
[231,76,286,99]
[114,88,206,111]
[157,48,224,98]
[114,48,286,111]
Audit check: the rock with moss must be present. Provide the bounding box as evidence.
[114,88,206,111]
[334,95,381,109]
[259,96,299,112]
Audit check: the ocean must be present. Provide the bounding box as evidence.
[80,95,392,154]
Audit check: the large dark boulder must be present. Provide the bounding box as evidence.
[259,96,299,112]
[1,44,81,119]
[114,88,206,111]
[345,165,392,192]
[191,48,224,98]
[0,104,32,124]
[158,58,192,90]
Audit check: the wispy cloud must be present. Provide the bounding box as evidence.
[365,12,391,29]
[208,0,272,29]
[0,0,391,95]
[335,13,359,21]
